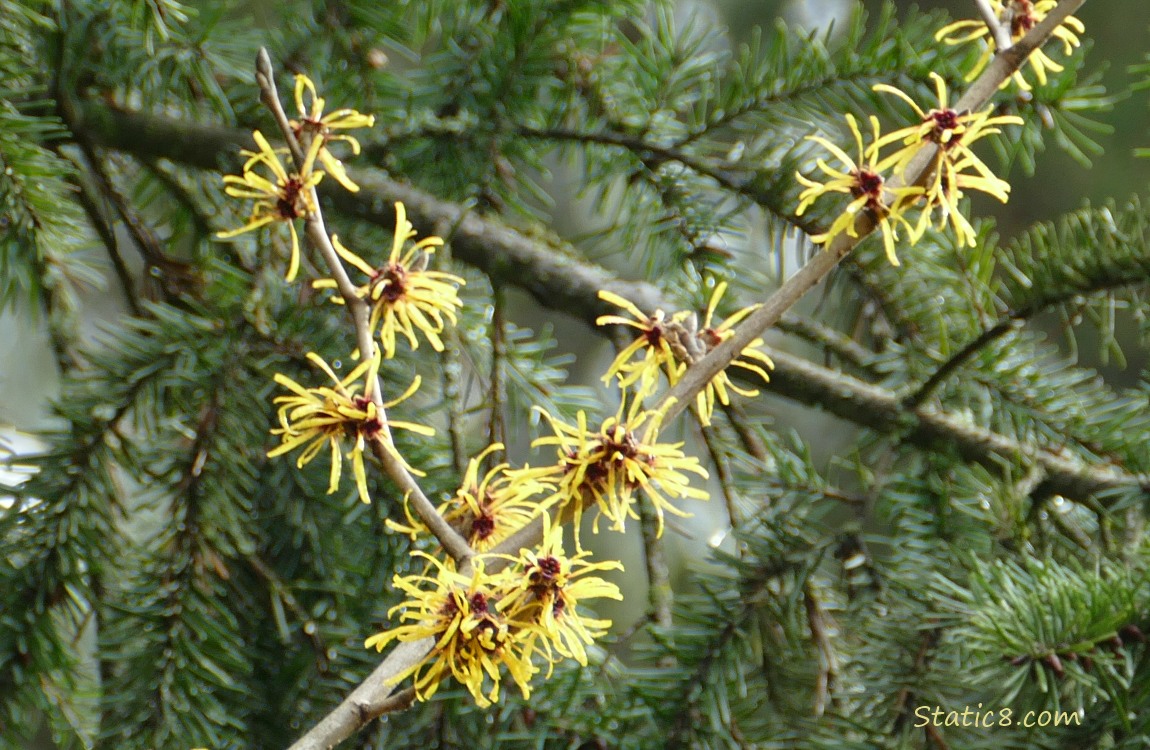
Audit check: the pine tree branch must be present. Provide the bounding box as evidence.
[903,318,1022,408]
[907,242,1150,410]
[66,159,142,316]
[654,0,1089,425]
[515,125,822,236]
[68,11,1135,511]
[776,312,879,372]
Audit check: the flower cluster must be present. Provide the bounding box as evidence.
[365,517,621,706]
[796,114,924,264]
[313,202,466,359]
[290,74,376,192]
[872,73,1023,247]
[524,395,710,539]
[241,62,713,715]
[217,130,325,282]
[218,74,467,506]
[267,349,432,504]
[796,75,1023,257]
[937,0,1085,91]
[597,283,774,425]
[387,442,551,551]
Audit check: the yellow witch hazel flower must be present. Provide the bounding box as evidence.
[596,284,773,426]
[364,553,536,707]
[290,74,376,193]
[796,114,924,266]
[218,130,325,283]
[387,442,550,551]
[936,0,1085,91]
[527,393,709,539]
[497,514,623,672]
[870,73,1023,247]
[596,290,690,397]
[267,348,434,504]
[675,281,775,426]
[314,202,466,359]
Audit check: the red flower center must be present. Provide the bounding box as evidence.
[852,170,884,203]
[1010,1,1036,37]
[276,179,306,220]
[534,556,562,584]
[643,322,665,347]
[929,108,961,135]
[471,511,496,541]
[373,264,408,303]
[351,397,384,438]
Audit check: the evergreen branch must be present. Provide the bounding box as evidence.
[70,75,1141,512]
[665,550,807,750]
[655,0,1090,427]
[0,330,169,736]
[907,202,1150,410]
[890,626,943,735]
[904,318,1023,408]
[516,124,822,235]
[666,620,743,750]
[253,49,474,566]
[67,157,142,316]
[776,312,879,371]
[244,554,329,668]
[765,345,1143,502]
[77,144,200,303]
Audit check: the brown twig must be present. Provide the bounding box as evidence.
[974,0,1015,53]
[488,284,508,453]
[253,49,473,566]
[697,410,743,530]
[638,493,674,634]
[803,581,837,717]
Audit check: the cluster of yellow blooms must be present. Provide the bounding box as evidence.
[937,0,1084,91]
[229,1,1085,707]
[219,73,728,707]
[796,2,1083,263]
[597,282,774,426]
[217,74,465,504]
[366,516,623,706]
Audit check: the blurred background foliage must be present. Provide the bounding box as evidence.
[2,1,1150,749]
